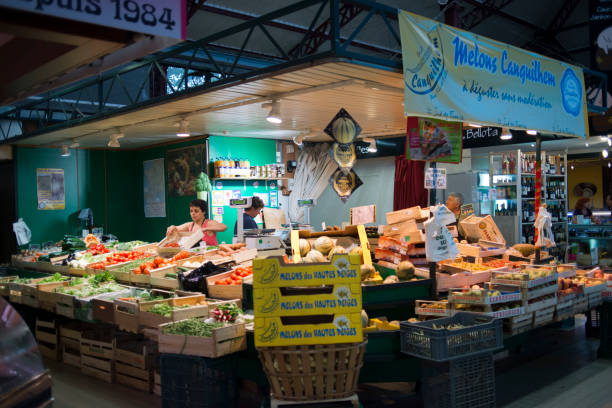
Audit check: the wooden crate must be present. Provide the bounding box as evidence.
[158,320,246,358]
[149,265,179,290]
[0,276,18,296]
[9,278,46,306]
[113,290,177,333]
[81,336,115,360]
[525,294,558,313]
[232,248,258,264]
[574,296,588,314]
[139,295,209,329]
[35,317,60,360]
[130,272,151,286]
[37,281,71,312]
[61,336,82,368]
[533,306,555,327]
[588,292,603,308]
[207,271,245,300]
[91,288,149,324]
[153,372,161,396]
[81,355,114,383]
[522,283,559,301]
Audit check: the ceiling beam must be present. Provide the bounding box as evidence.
[460,0,515,30]
[457,0,540,31]
[546,0,583,32]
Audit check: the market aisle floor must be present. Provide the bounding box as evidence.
[45,318,612,408]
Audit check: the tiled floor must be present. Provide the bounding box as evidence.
[45,317,612,408]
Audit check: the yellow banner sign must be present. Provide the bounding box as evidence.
[399,10,588,138]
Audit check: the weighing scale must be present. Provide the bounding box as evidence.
[230,197,253,244]
[298,199,315,225]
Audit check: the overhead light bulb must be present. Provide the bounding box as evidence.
[176,119,190,137]
[585,142,590,147]
[571,164,574,170]
[603,149,609,158]
[527,130,538,135]
[608,138,611,147]
[363,137,377,152]
[500,128,512,140]
[263,100,282,124]
[60,145,70,157]
[70,139,80,148]
[108,130,124,148]
[609,162,611,168]
[468,123,482,128]
[530,143,535,147]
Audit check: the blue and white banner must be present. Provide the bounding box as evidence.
[399,10,588,138]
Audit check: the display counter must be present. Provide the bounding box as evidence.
[569,224,612,266]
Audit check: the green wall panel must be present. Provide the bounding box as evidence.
[15,136,276,247]
[16,146,81,244]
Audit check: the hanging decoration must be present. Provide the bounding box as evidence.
[329,143,357,170]
[324,108,362,145]
[329,168,363,203]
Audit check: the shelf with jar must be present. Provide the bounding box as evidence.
[211,157,286,180]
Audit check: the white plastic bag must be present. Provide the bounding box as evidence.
[13,218,32,246]
[534,206,555,248]
[424,217,459,262]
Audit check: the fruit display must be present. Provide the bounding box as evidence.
[304,249,327,263]
[214,266,253,285]
[396,261,415,280]
[482,259,524,269]
[451,285,501,298]
[210,303,242,322]
[298,239,311,257]
[363,317,400,332]
[327,245,347,259]
[494,267,555,282]
[217,243,248,257]
[440,260,491,272]
[313,236,334,255]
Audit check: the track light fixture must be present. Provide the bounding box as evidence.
[108,130,124,148]
[60,145,70,157]
[526,130,538,135]
[262,99,282,124]
[603,149,609,159]
[293,135,304,146]
[500,128,512,140]
[177,119,190,137]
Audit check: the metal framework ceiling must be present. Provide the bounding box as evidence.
[0,0,605,146]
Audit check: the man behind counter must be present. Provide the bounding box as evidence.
[234,196,265,235]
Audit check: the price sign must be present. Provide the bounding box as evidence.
[424,168,447,189]
[0,0,187,40]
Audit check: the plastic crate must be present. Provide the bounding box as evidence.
[421,352,496,408]
[160,353,237,408]
[400,312,502,362]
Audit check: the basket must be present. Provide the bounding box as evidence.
[257,340,367,402]
[421,352,496,408]
[400,312,502,362]
[160,353,237,408]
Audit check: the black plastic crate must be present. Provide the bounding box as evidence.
[160,353,237,408]
[400,312,503,361]
[421,352,495,408]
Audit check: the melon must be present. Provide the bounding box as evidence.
[361,310,369,328]
[383,275,400,284]
[304,250,327,263]
[298,239,311,257]
[314,236,334,255]
[512,244,535,257]
[360,264,376,280]
[328,245,347,259]
[396,261,415,280]
[332,116,357,144]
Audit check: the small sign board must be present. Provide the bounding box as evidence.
[424,168,447,189]
[350,205,376,225]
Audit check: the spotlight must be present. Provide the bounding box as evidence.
[603,149,609,158]
[177,119,190,137]
[609,162,611,168]
[608,138,611,147]
[527,130,537,135]
[363,137,377,153]
[293,135,304,146]
[108,131,124,148]
[571,164,574,170]
[585,142,590,147]
[60,145,70,157]
[500,128,512,140]
[263,100,282,124]
[531,143,535,147]
[468,123,482,128]
[70,139,80,148]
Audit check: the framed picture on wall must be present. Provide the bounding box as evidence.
[166,144,205,196]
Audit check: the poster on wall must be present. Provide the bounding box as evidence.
[143,159,166,218]
[254,192,270,207]
[424,167,447,189]
[398,9,588,138]
[166,144,204,196]
[406,117,462,162]
[37,168,65,210]
[329,168,363,203]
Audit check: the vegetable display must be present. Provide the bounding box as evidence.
[214,266,252,285]
[163,319,225,337]
[132,251,191,275]
[87,251,150,270]
[56,282,123,298]
[114,241,147,251]
[39,273,70,283]
[86,244,110,256]
[211,303,242,322]
[149,303,189,317]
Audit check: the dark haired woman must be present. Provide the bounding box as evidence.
[166,199,227,246]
